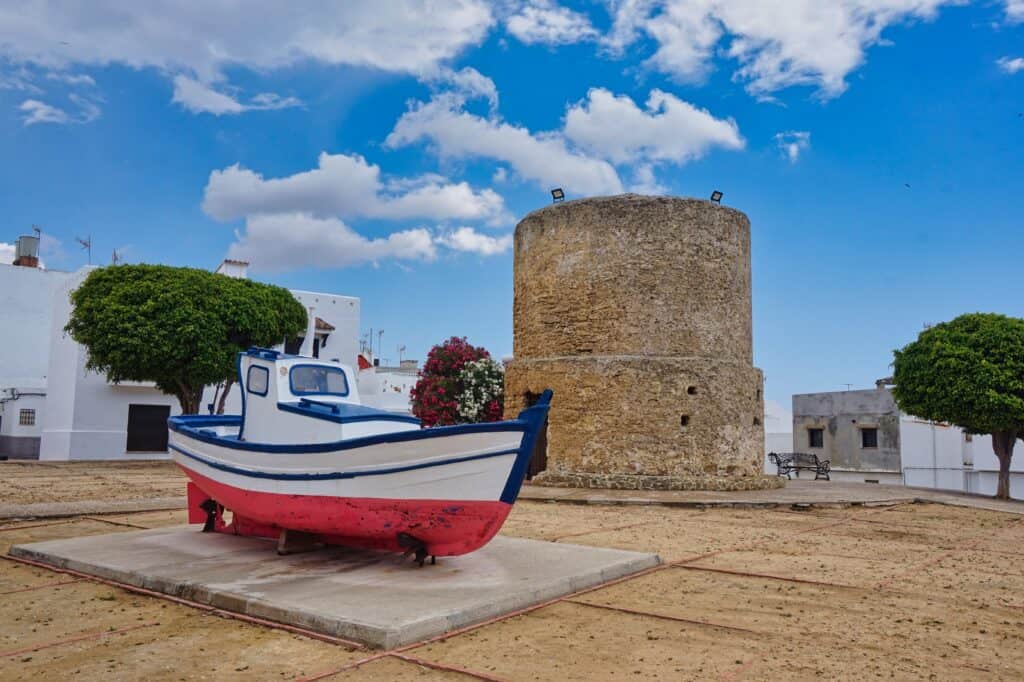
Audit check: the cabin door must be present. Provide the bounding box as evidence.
[523,392,548,479]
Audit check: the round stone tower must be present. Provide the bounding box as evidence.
[504,194,779,490]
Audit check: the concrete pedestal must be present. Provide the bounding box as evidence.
[10,526,659,648]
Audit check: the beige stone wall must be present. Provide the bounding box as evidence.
[512,194,753,362]
[506,194,777,491]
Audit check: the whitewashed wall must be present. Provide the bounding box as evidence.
[39,269,180,460]
[0,264,75,387]
[900,419,1024,499]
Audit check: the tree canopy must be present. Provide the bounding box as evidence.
[892,312,1024,498]
[66,264,307,414]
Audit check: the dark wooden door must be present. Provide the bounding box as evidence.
[126,404,171,452]
[523,392,548,479]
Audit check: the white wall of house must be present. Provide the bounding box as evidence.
[39,268,181,460]
[6,261,364,461]
[290,289,360,367]
[359,368,417,414]
[0,263,78,458]
[762,399,793,474]
[901,419,1024,498]
[0,263,75,387]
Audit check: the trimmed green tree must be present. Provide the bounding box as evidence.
[892,313,1024,499]
[65,264,307,414]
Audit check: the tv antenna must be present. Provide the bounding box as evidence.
[111,248,122,265]
[75,234,92,264]
[32,224,42,238]
[398,344,406,363]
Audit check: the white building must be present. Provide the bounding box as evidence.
[789,386,1024,499]
[0,245,75,458]
[762,399,793,471]
[1,238,363,460]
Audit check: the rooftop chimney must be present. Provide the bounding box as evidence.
[13,235,40,268]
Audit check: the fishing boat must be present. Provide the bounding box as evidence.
[167,347,551,565]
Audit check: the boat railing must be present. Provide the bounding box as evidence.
[298,397,342,414]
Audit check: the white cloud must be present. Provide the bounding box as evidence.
[387,94,624,195]
[564,87,744,164]
[997,56,1024,74]
[18,93,101,125]
[1007,0,1024,23]
[0,242,14,264]
[0,66,42,92]
[603,0,958,98]
[628,164,668,195]
[19,99,72,125]
[773,130,811,162]
[388,87,744,196]
[0,2,493,115]
[171,76,300,115]
[424,66,499,110]
[68,93,101,122]
[172,76,245,115]
[0,2,493,80]
[437,227,513,255]
[227,213,437,272]
[203,152,507,224]
[46,72,95,86]
[506,1,598,45]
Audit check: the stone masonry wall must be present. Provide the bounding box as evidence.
[505,194,778,491]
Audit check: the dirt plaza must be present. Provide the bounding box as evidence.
[2,461,1024,680]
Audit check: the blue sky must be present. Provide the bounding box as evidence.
[1,1,1022,406]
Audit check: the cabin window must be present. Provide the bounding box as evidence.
[290,365,349,396]
[808,428,824,448]
[19,409,35,426]
[247,365,269,396]
[861,427,879,449]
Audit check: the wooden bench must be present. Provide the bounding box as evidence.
[769,452,831,481]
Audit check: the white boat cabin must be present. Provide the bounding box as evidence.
[237,348,420,445]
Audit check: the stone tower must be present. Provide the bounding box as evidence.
[504,194,779,490]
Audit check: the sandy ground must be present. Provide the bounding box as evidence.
[1,461,184,505]
[2,464,1024,680]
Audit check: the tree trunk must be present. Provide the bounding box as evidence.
[216,379,233,415]
[991,430,1017,500]
[175,384,205,415]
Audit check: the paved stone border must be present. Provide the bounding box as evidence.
[3,483,1023,520]
[0,496,187,521]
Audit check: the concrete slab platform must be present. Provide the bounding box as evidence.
[9,526,660,648]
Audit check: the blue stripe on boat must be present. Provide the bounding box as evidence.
[170,442,522,482]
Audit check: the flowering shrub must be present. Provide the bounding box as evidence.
[411,337,504,427]
[457,358,505,423]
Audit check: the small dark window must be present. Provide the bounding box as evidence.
[247,365,269,396]
[680,415,690,427]
[126,404,171,452]
[19,409,35,426]
[753,416,762,426]
[687,386,697,395]
[808,428,824,448]
[861,428,879,449]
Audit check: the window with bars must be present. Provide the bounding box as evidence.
[861,427,879,449]
[19,409,35,426]
[807,427,824,448]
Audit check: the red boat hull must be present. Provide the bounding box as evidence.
[182,467,512,556]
